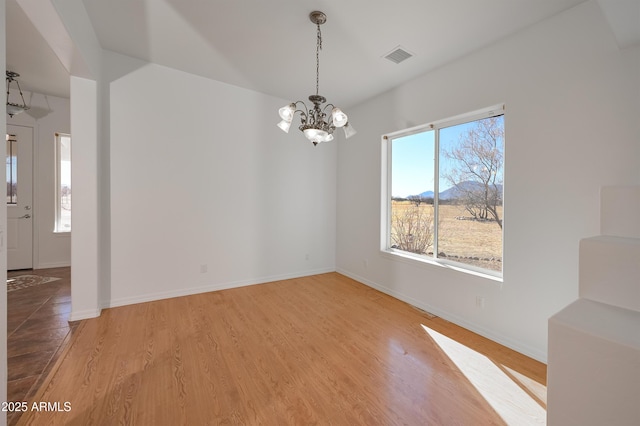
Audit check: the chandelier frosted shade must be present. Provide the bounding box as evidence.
[277,119,292,133]
[6,103,27,117]
[331,107,348,127]
[342,122,357,139]
[303,128,334,144]
[276,11,355,146]
[279,104,296,121]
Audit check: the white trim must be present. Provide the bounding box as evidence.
[380,136,391,251]
[382,104,505,279]
[102,267,336,309]
[383,103,505,142]
[54,132,71,233]
[69,308,102,321]
[32,124,40,273]
[336,268,546,363]
[380,249,503,282]
[34,261,71,269]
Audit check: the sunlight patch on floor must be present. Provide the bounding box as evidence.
[422,324,546,425]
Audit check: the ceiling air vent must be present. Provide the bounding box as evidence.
[383,46,414,64]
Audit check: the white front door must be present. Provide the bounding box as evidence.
[7,124,33,270]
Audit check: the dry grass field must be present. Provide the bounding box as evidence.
[391,201,503,272]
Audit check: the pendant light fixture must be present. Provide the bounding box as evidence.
[6,71,29,118]
[277,11,356,146]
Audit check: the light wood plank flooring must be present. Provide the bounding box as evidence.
[18,273,546,425]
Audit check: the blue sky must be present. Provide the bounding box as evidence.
[391,130,436,198]
[391,117,503,198]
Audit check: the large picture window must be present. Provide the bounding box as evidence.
[383,105,504,277]
[55,133,71,232]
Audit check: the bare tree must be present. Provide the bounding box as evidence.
[407,195,433,207]
[443,116,504,228]
[391,204,434,254]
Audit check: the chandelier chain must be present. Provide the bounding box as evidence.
[316,23,322,96]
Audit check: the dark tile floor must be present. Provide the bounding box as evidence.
[6,267,76,426]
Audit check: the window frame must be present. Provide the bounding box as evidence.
[54,132,71,233]
[381,104,505,281]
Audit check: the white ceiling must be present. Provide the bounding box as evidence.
[6,0,640,107]
[6,0,70,99]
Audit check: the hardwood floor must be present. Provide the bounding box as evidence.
[17,272,547,425]
[6,267,77,426]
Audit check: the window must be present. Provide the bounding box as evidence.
[383,105,504,277]
[6,134,17,204]
[55,133,71,232]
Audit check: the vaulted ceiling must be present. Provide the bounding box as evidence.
[6,0,640,107]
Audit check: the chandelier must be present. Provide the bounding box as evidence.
[277,11,356,146]
[6,71,29,118]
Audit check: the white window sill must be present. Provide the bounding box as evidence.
[380,249,503,284]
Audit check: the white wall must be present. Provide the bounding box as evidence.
[49,0,104,322]
[336,1,640,362]
[1,1,8,423]
[104,53,337,307]
[70,76,100,320]
[7,91,70,269]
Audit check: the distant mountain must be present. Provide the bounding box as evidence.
[409,181,503,201]
[416,190,434,198]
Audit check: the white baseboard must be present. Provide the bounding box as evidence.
[103,267,336,309]
[336,268,547,364]
[78,267,547,363]
[69,308,102,321]
[35,261,71,269]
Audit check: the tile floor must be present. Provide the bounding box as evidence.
[6,267,76,426]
